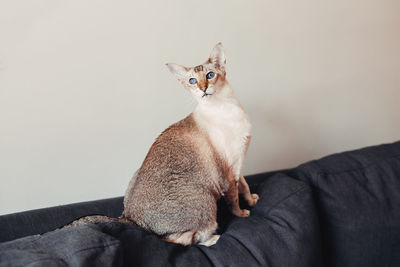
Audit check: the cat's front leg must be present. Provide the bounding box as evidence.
[238,175,259,207]
[225,180,250,217]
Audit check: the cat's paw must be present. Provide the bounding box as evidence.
[198,235,220,247]
[248,193,259,206]
[238,209,250,217]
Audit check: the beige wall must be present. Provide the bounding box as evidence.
[1,0,399,215]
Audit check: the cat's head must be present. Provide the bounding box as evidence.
[166,43,227,101]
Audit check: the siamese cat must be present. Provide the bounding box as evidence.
[69,43,258,247]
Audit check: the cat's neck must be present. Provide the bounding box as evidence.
[192,81,251,173]
[193,81,249,129]
[194,81,242,113]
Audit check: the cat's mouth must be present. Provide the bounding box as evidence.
[202,92,212,98]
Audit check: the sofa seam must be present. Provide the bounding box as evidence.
[264,185,308,216]
[310,153,400,177]
[12,256,68,266]
[67,241,121,257]
[223,232,263,266]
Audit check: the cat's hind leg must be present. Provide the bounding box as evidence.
[163,231,196,246]
[196,221,219,247]
[163,221,219,246]
[198,235,220,247]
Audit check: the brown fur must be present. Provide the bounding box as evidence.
[122,115,225,239]
[194,65,204,72]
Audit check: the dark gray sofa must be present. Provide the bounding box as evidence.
[1,141,399,267]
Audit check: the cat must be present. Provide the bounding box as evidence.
[69,43,259,247]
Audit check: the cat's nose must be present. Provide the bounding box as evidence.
[199,85,208,92]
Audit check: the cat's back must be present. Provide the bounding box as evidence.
[140,113,206,175]
[123,114,224,233]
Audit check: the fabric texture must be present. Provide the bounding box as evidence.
[0,173,321,267]
[290,141,400,267]
[98,173,321,267]
[0,197,123,243]
[0,225,122,267]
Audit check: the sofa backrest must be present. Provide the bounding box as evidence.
[0,197,124,242]
[290,141,400,267]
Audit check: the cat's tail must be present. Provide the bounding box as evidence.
[65,215,135,228]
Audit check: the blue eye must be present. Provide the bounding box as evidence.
[189,78,197,84]
[206,72,215,79]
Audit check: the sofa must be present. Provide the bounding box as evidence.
[0,141,399,267]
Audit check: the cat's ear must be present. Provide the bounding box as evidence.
[208,42,226,73]
[166,63,189,84]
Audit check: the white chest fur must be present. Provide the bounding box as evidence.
[193,88,251,180]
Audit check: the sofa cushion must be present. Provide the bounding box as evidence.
[0,197,124,243]
[291,141,400,267]
[0,173,322,267]
[0,224,122,267]
[98,173,322,267]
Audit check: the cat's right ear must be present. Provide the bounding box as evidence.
[209,42,226,73]
[166,63,189,84]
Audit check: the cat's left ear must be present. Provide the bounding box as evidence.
[166,63,189,84]
[209,42,226,73]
